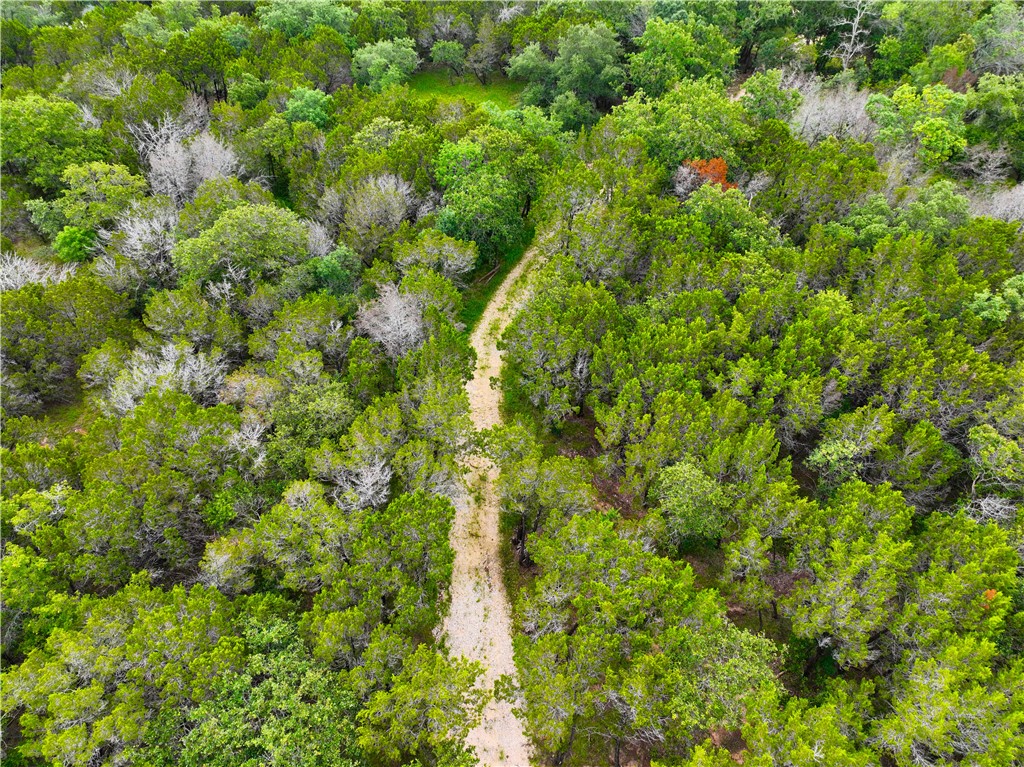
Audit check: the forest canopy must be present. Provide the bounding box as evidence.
[1,1,1023,767]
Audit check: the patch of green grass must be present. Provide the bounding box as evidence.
[9,232,57,263]
[39,385,101,438]
[458,226,534,332]
[407,68,523,110]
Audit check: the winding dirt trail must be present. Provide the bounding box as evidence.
[443,248,540,766]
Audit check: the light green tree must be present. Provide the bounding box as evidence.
[356,645,486,767]
[352,38,419,92]
[173,204,309,283]
[629,17,736,96]
[867,84,968,166]
[431,39,466,83]
[875,637,1024,767]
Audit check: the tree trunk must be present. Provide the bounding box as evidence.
[803,643,823,678]
[739,41,756,72]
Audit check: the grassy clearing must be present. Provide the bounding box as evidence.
[38,385,101,438]
[8,232,57,262]
[458,227,534,332]
[407,68,523,110]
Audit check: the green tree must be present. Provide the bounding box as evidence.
[753,136,883,243]
[741,682,880,767]
[51,391,258,589]
[2,95,109,194]
[436,167,527,262]
[50,162,148,230]
[875,637,1024,767]
[352,38,419,92]
[1,575,243,767]
[787,532,911,668]
[2,276,132,414]
[356,645,486,767]
[255,0,356,40]
[466,14,499,84]
[0,542,68,657]
[256,480,357,592]
[508,22,624,119]
[653,459,730,544]
[311,244,363,295]
[741,68,802,122]
[177,177,276,239]
[629,17,737,96]
[284,86,333,129]
[892,513,1018,663]
[786,480,914,668]
[180,617,361,767]
[501,273,623,427]
[393,228,478,284]
[909,34,975,88]
[971,0,1024,75]
[552,23,624,107]
[433,139,486,190]
[431,39,466,83]
[53,225,97,263]
[515,513,778,763]
[867,84,968,167]
[611,78,752,169]
[163,18,237,100]
[172,204,309,283]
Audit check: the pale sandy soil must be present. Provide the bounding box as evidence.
[443,248,541,767]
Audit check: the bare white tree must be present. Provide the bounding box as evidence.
[59,59,135,112]
[496,1,526,24]
[738,170,774,202]
[953,144,1014,185]
[627,2,651,38]
[205,265,250,309]
[77,103,101,129]
[344,173,417,253]
[307,219,335,258]
[316,185,346,229]
[789,73,875,143]
[127,95,208,165]
[87,342,228,415]
[147,131,244,208]
[968,183,1024,226]
[229,415,269,478]
[964,495,1020,524]
[190,132,243,187]
[831,0,879,70]
[414,189,442,220]
[340,456,394,511]
[672,163,704,201]
[309,447,395,511]
[89,66,135,98]
[355,282,424,360]
[94,199,179,294]
[147,135,193,206]
[0,252,77,292]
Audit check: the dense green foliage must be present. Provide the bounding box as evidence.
[1,2,1022,767]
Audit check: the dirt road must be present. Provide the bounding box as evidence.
[443,248,540,766]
